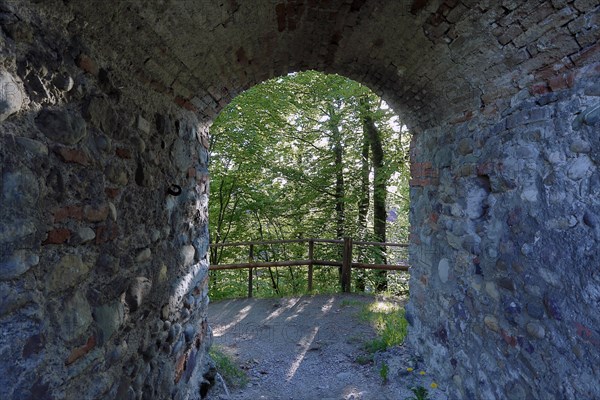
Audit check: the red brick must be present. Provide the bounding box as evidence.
[65,336,96,366]
[95,224,119,244]
[43,228,71,245]
[174,352,188,383]
[115,147,132,159]
[531,82,550,95]
[53,206,83,223]
[55,147,90,166]
[501,330,517,347]
[548,72,575,91]
[84,204,109,222]
[105,188,120,199]
[174,96,198,112]
[76,54,98,76]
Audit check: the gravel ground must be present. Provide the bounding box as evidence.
[207,294,449,400]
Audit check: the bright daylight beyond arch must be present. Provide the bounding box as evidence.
[208,71,412,299]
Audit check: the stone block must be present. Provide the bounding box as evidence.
[43,228,72,245]
[51,290,93,342]
[2,168,40,209]
[16,137,48,156]
[55,147,90,166]
[0,69,23,122]
[35,109,87,145]
[47,254,91,292]
[93,302,124,344]
[84,204,109,222]
[0,250,39,280]
[126,277,152,312]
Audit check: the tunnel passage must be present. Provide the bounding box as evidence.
[0,1,599,399]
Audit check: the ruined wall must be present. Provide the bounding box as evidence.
[407,61,600,399]
[0,5,213,400]
[1,1,600,399]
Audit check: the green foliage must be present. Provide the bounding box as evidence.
[379,361,389,383]
[209,346,248,389]
[354,353,374,365]
[360,299,408,352]
[209,70,411,299]
[405,386,430,400]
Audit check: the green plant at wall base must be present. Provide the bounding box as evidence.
[209,346,248,389]
[404,386,430,400]
[379,361,389,383]
[360,299,408,352]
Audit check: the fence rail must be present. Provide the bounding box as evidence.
[209,237,409,297]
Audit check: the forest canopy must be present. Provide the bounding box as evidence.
[208,71,411,298]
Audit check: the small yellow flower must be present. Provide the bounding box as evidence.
[406,367,414,372]
[419,370,426,375]
[430,382,438,389]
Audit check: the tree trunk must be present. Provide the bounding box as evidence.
[328,104,346,285]
[355,128,370,292]
[362,103,387,291]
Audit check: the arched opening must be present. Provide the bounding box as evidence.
[1,1,599,399]
[208,70,412,298]
[205,70,422,397]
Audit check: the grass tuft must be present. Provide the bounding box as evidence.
[360,298,408,352]
[209,346,248,389]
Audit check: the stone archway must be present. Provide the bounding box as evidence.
[1,1,599,399]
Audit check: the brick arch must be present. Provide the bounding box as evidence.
[67,0,544,130]
[1,1,599,399]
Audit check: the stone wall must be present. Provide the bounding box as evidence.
[0,5,213,400]
[1,1,599,399]
[407,61,600,399]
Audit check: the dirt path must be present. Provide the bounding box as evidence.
[207,294,449,400]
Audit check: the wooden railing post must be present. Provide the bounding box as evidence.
[308,239,314,292]
[341,237,352,293]
[248,244,254,298]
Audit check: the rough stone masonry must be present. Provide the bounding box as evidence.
[0,1,599,399]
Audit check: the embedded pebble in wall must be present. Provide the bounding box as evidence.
[0,250,39,280]
[108,202,117,221]
[135,248,152,263]
[567,156,593,180]
[181,245,195,267]
[52,72,74,92]
[0,69,23,122]
[51,290,93,342]
[16,137,48,156]
[484,316,499,332]
[2,168,40,209]
[438,258,450,283]
[73,227,96,244]
[35,108,87,145]
[137,115,151,134]
[47,254,91,293]
[105,164,128,186]
[126,277,152,312]
[526,321,546,339]
[94,302,125,345]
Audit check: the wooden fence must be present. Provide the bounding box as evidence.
[209,238,409,297]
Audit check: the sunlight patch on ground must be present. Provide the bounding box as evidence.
[286,326,319,381]
[320,296,335,314]
[263,297,302,323]
[213,304,253,337]
[368,300,400,314]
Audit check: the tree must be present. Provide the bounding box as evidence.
[208,71,410,299]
